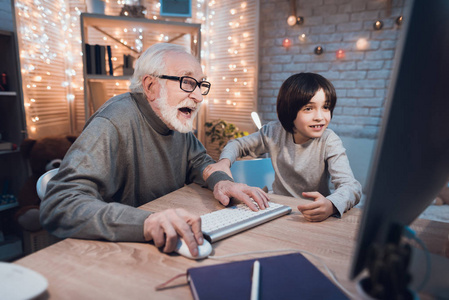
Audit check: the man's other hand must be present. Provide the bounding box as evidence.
[213,180,270,211]
[143,208,203,257]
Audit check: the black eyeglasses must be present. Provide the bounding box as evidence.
[155,75,211,95]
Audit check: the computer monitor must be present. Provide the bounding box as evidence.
[350,0,449,298]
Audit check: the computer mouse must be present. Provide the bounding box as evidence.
[174,238,212,260]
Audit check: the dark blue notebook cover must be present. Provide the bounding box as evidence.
[187,253,349,300]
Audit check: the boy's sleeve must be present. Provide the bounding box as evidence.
[325,133,363,217]
[219,129,268,164]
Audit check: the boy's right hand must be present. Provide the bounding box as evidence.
[297,191,337,222]
[203,158,233,181]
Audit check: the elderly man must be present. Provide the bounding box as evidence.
[40,43,269,257]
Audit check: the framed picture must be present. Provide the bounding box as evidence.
[160,0,192,17]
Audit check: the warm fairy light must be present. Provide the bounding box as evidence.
[336,49,345,59]
[356,38,369,50]
[282,38,292,48]
[287,15,297,26]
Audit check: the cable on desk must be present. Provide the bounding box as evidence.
[155,273,187,291]
[208,248,356,299]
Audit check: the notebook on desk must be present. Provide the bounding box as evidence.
[187,253,349,300]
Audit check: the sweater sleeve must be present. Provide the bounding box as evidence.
[40,117,151,242]
[219,126,269,163]
[324,133,362,217]
[184,132,234,191]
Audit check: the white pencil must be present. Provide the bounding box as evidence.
[250,260,260,300]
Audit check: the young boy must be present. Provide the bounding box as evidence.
[204,72,362,222]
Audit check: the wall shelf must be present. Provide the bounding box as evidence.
[0,30,27,198]
[0,91,17,97]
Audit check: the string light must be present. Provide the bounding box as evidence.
[282,38,292,48]
[15,0,82,134]
[336,49,345,59]
[356,38,369,50]
[373,20,383,30]
[314,46,324,55]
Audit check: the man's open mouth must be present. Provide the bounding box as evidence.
[178,107,195,116]
[178,106,195,118]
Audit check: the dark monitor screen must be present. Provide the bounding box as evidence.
[350,0,449,291]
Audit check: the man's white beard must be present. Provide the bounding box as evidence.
[155,84,201,133]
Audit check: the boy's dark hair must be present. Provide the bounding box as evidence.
[276,72,337,134]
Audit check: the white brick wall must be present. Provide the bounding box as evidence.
[258,0,407,139]
[0,0,13,32]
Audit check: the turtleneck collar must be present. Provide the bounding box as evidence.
[130,92,173,136]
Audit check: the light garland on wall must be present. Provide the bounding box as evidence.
[15,0,83,135]
[284,3,403,58]
[204,1,253,109]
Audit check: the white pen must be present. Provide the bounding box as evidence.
[250,260,260,300]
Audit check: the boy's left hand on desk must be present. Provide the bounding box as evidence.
[213,180,270,211]
[297,192,337,222]
[203,159,233,180]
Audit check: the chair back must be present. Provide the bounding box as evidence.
[36,168,59,201]
[230,158,275,190]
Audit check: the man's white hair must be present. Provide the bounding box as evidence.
[129,43,192,93]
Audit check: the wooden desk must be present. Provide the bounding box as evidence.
[14,184,449,299]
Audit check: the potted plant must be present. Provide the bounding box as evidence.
[204,120,248,153]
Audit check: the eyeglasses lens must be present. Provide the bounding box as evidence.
[181,77,210,95]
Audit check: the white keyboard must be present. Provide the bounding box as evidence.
[201,202,292,243]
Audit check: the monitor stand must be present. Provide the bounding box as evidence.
[356,224,414,300]
[357,224,449,300]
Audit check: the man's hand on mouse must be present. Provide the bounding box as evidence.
[213,180,270,211]
[143,208,203,257]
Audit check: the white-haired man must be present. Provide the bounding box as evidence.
[40,43,269,257]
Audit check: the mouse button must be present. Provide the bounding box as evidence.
[174,238,194,259]
[196,240,213,258]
